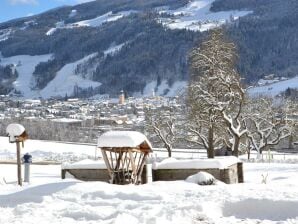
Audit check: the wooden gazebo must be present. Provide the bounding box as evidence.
[97,131,152,185]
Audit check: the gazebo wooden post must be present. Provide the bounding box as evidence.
[128,150,137,181]
[101,149,112,178]
[135,152,148,184]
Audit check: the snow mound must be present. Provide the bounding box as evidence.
[222,199,298,221]
[186,171,215,185]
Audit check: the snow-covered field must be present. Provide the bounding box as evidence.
[1,136,298,223]
[0,137,97,162]
[158,0,252,31]
[1,162,298,224]
[248,76,298,97]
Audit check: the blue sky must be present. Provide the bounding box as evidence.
[0,0,94,23]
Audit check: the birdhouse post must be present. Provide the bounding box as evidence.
[6,124,28,186]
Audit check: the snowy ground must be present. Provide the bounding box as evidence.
[0,137,97,162]
[1,162,298,224]
[248,76,298,97]
[1,137,298,223]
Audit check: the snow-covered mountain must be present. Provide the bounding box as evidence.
[0,0,297,99]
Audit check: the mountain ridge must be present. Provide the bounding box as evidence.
[0,0,297,98]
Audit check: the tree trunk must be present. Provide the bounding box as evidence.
[246,139,251,160]
[207,126,215,158]
[165,145,172,157]
[289,134,294,149]
[232,136,240,157]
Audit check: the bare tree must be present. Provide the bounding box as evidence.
[245,98,291,158]
[188,28,246,157]
[145,107,178,157]
[281,99,298,149]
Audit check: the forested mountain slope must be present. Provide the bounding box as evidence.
[0,0,297,98]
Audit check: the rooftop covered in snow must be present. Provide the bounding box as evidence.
[97,131,152,152]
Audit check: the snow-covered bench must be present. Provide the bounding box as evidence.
[152,157,243,184]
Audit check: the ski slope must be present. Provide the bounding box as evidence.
[158,0,252,31]
[103,42,127,57]
[0,29,12,42]
[46,10,136,35]
[141,80,187,97]
[0,54,52,98]
[40,53,101,99]
[73,11,136,28]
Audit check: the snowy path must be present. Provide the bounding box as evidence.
[0,163,298,223]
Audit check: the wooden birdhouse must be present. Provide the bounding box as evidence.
[97,131,152,185]
[6,123,28,186]
[6,123,28,144]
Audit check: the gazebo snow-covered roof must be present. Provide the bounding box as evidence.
[97,131,152,152]
[97,131,152,185]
